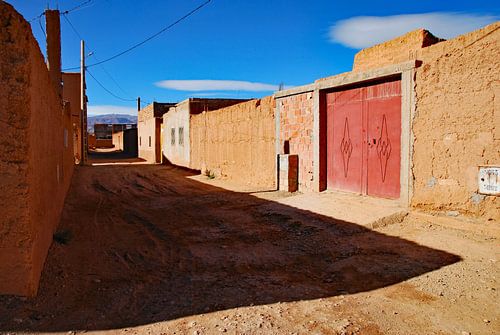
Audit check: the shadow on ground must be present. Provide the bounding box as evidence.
[0,163,461,332]
[88,149,144,164]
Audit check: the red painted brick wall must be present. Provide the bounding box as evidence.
[277,92,314,191]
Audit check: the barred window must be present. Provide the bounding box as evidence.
[171,128,176,145]
[178,127,184,146]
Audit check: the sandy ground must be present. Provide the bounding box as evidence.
[0,162,498,335]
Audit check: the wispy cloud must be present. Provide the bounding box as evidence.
[329,12,498,49]
[87,105,137,116]
[155,80,281,92]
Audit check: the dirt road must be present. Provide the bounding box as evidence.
[0,163,498,334]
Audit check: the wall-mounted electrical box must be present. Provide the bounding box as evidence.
[478,166,499,196]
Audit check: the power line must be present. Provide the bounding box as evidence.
[29,12,44,23]
[86,69,137,102]
[63,13,139,103]
[62,13,84,40]
[28,0,96,23]
[63,0,212,71]
[37,17,46,37]
[61,0,94,15]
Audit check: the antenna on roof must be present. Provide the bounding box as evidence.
[278,82,284,91]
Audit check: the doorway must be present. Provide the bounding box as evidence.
[325,78,402,199]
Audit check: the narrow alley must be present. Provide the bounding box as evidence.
[1,2,499,334]
[0,160,497,334]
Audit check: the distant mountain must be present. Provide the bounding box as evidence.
[87,114,137,133]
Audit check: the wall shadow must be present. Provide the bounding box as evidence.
[88,149,145,165]
[0,165,460,332]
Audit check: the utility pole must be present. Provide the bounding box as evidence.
[80,40,88,165]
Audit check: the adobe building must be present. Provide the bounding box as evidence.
[0,4,79,295]
[92,123,136,149]
[138,102,175,163]
[112,128,138,156]
[62,72,83,163]
[275,24,499,221]
[163,98,249,168]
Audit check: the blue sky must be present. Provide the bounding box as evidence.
[7,0,499,115]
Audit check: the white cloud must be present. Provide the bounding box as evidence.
[155,80,280,92]
[329,12,498,49]
[87,105,137,116]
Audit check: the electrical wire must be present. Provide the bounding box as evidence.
[86,69,137,102]
[38,17,46,37]
[61,0,94,15]
[62,0,212,71]
[29,12,44,23]
[63,13,140,103]
[28,0,95,23]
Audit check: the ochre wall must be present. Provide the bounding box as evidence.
[112,131,124,151]
[338,22,500,219]
[62,72,82,163]
[190,97,276,188]
[277,92,315,191]
[411,23,499,220]
[352,29,443,72]
[138,104,157,163]
[0,3,74,296]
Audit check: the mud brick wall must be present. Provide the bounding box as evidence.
[276,92,315,192]
[190,96,276,188]
[411,23,500,220]
[351,22,499,219]
[62,72,82,163]
[0,3,74,296]
[352,29,443,72]
[138,104,158,163]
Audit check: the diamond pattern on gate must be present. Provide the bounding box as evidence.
[340,117,353,178]
[376,114,392,182]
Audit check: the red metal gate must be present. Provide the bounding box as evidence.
[326,79,401,199]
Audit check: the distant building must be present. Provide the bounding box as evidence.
[138,102,176,163]
[112,128,138,156]
[93,123,136,148]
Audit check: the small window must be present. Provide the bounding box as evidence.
[178,127,184,146]
[171,128,176,145]
[139,137,142,146]
[149,136,152,147]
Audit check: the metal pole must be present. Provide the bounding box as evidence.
[80,40,88,164]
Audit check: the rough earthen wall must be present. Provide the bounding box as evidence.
[351,22,499,219]
[112,131,124,151]
[190,96,276,188]
[0,3,74,296]
[412,23,499,220]
[352,29,443,72]
[62,72,82,163]
[138,104,157,163]
[277,92,315,191]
